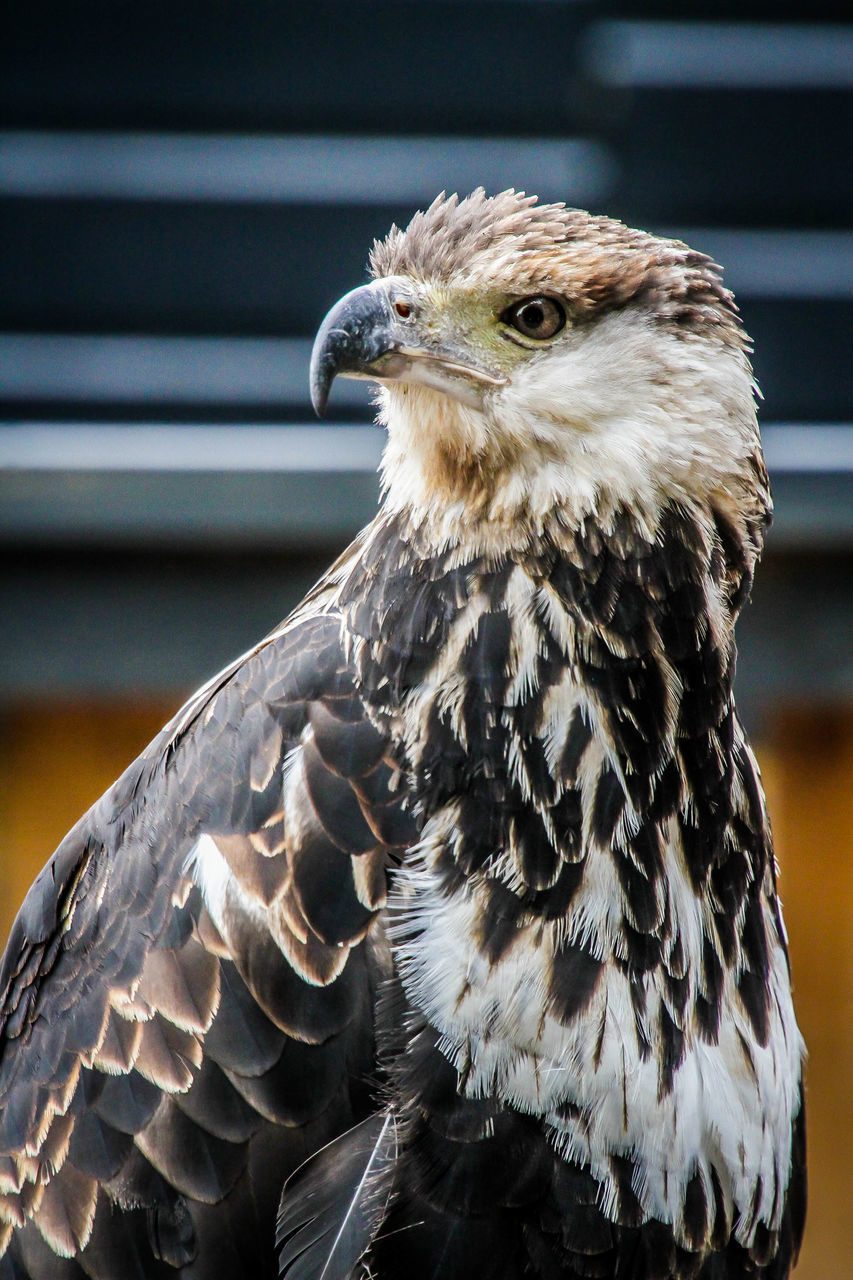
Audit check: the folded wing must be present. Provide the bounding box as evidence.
[0,604,415,1280]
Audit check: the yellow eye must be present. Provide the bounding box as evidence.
[502,295,566,341]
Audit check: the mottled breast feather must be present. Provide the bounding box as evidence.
[0,508,805,1278]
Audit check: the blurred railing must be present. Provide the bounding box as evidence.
[1,2,851,719]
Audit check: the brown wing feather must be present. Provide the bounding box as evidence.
[0,600,413,1279]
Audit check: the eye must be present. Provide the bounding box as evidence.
[502,295,566,342]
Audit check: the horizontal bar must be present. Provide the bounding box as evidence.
[0,466,382,549]
[0,335,372,407]
[1,423,852,476]
[0,132,615,206]
[0,423,384,472]
[0,424,851,554]
[0,475,848,550]
[660,231,853,300]
[761,425,853,474]
[586,22,853,90]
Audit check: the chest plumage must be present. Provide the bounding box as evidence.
[334,503,803,1270]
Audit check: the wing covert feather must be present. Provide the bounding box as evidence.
[0,604,412,1278]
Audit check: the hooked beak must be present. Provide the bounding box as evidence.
[310,280,507,416]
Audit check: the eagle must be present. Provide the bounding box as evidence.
[0,190,805,1280]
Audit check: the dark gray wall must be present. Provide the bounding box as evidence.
[1,1,851,727]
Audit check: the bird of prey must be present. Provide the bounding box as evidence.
[0,190,805,1280]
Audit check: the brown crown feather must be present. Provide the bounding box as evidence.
[370,188,746,346]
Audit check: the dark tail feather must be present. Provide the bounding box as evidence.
[277,1111,397,1280]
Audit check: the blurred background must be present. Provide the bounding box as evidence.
[0,2,850,1274]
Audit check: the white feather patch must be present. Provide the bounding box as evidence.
[389,827,804,1249]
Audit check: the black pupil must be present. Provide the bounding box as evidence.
[522,303,545,331]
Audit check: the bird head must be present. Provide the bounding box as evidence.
[311,190,769,546]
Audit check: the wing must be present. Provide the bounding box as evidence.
[0,593,416,1280]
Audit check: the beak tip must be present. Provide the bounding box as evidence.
[310,379,329,418]
[309,345,334,418]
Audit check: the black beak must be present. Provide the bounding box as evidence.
[310,282,397,416]
[310,280,508,416]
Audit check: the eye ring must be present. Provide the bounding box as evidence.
[501,295,566,342]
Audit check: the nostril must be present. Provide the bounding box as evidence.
[394,300,412,319]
